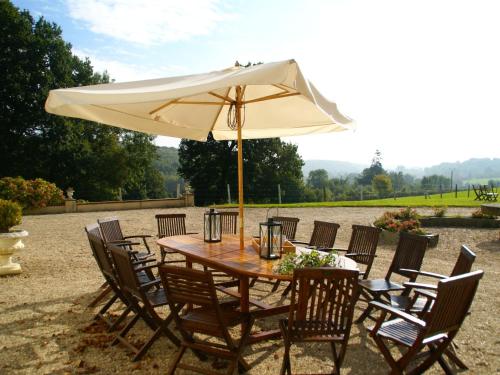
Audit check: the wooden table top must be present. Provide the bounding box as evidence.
[157,234,358,281]
[157,234,292,280]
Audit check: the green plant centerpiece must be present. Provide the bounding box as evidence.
[373,207,439,248]
[0,199,28,275]
[275,249,338,276]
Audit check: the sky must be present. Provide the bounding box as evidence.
[13,0,500,168]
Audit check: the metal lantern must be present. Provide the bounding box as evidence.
[204,208,222,243]
[259,218,282,259]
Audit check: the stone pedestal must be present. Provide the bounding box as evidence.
[0,230,28,275]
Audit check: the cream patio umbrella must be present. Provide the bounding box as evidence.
[45,59,353,250]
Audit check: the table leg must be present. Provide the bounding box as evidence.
[239,276,249,333]
[185,260,193,313]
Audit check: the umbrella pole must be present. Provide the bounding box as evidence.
[236,86,244,250]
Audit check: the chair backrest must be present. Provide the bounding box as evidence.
[158,265,218,308]
[273,216,300,241]
[309,221,340,249]
[155,213,187,238]
[386,231,428,280]
[85,224,115,280]
[108,243,142,299]
[450,245,476,277]
[288,268,359,336]
[424,270,483,338]
[347,225,381,278]
[220,211,238,234]
[98,217,124,243]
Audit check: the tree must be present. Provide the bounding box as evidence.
[307,169,329,189]
[0,2,163,201]
[178,133,305,206]
[357,149,386,185]
[372,174,393,197]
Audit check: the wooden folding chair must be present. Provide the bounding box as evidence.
[355,232,428,324]
[159,265,256,375]
[98,216,153,259]
[369,270,484,375]
[335,224,381,279]
[472,184,483,201]
[292,220,340,251]
[156,213,197,263]
[108,244,180,361]
[279,268,359,375]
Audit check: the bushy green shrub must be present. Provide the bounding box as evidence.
[0,199,22,232]
[373,207,423,234]
[0,177,64,209]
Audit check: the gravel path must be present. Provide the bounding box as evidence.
[0,207,498,374]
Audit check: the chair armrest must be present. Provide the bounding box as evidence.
[413,270,448,280]
[413,288,437,300]
[139,279,161,290]
[132,258,157,266]
[186,232,198,235]
[333,247,348,252]
[124,234,153,239]
[403,281,438,291]
[345,252,376,258]
[134,263,159,273]
[289,240,309,246]
[369,301,426,327]
[108,240,140,246]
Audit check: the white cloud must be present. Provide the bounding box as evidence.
[73,48,188,82]
[66,0,231,45]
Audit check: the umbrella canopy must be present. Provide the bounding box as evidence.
[45,59,354,249]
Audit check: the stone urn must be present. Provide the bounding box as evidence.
[0,230,28,275]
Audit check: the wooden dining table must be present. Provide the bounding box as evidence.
[156,233,357,343]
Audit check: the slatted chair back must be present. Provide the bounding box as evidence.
[155,213,187,238]
[309,220,340,249]
[451,245,476,277]
[220,211,238,234]
[273,216,300,241]
[386,231,428,280]
[85,224,115,280]
[108,243,142,299]
[346,225,381,279]
[472,184,482,200]
[98,217,125,243]
[423,270,483,338]
[288,268,359,336]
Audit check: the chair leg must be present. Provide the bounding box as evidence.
[444,345,468,369]
[271,280,281,292]
[281,283,292,297]
[249,278,257,287]
[280,343,292,375]
[108,305,132,332]
[167,344,187,375]
[94,293,118,322]
[88,284,112,308]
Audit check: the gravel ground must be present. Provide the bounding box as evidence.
[0,207,498,374]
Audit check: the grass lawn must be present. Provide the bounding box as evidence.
[218,191,484,208]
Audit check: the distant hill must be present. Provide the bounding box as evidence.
[302,160,366,178]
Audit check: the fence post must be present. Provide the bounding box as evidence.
[277,184,282,205]
[467,184,470,197]
[176,183,180,198]
[360,186,363,201]
[455,184,458,198]
[227,184,231,204]
[439,184,442,198]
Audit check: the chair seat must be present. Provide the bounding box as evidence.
[390,295,429,312]
[181,304,244,333]
[369,318,419,347]
[281,319,347,342]
[359,278,405,293]
[145,288,168,307]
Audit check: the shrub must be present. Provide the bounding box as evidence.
[0,200,22,233]
[0,177,65,209]
[471,209,497,219]
[432,206,448,217]
[373,207,423,234]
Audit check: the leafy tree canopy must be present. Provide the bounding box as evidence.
[0,1,163,201]
[358,149,386,185]
[178,133,305,206]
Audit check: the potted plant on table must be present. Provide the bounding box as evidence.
[0,199,28,275]
[373,207,439,248]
